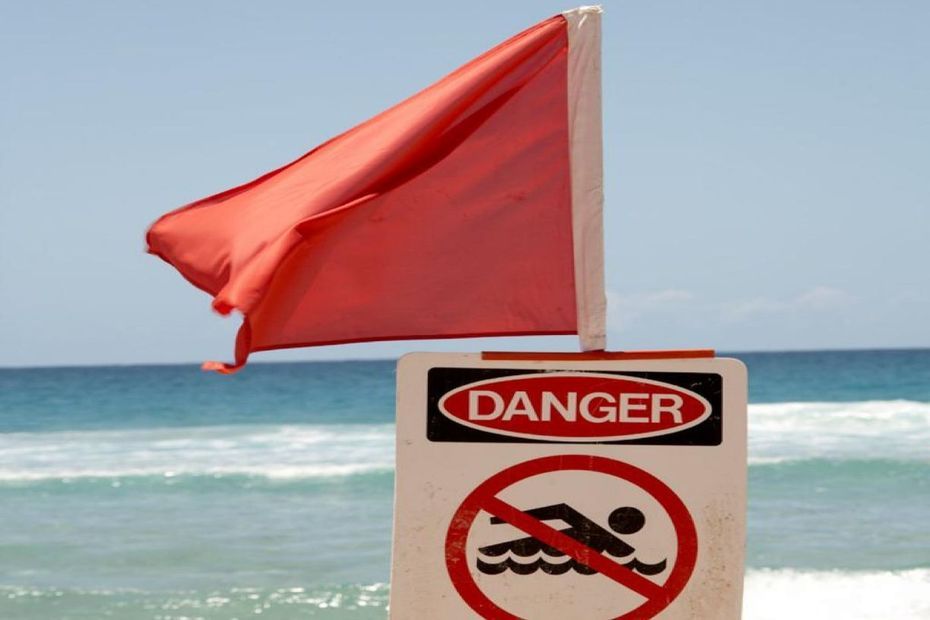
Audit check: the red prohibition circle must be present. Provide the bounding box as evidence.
[445,455,698,620]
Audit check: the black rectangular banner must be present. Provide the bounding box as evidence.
[426,368,722,445]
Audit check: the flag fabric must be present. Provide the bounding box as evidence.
[147,7,606,373]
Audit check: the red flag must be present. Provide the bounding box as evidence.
[147,7,605,373]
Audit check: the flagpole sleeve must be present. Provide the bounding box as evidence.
[563,6,607,351]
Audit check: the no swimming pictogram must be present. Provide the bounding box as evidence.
[445,455,698,619]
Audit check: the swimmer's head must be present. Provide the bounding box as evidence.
[608,506,645,534]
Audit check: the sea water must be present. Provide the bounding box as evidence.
[0,350,927,619]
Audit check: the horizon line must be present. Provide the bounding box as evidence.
[1,344,928,371]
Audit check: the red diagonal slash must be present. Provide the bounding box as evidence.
[481,495,664,600]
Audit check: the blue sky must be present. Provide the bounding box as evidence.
[1,1,928,366]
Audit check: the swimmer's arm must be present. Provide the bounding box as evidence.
[490,503,588,527]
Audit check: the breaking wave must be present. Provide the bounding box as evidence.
[748,400,930,463]
[0,424,395,483]
[0,583,390,619]
[2,571,926,619]
[743,568,930,620]
[0,400,925,485]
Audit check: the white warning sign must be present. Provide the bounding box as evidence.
[390,353,747,619]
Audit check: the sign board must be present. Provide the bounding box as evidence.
[390,353,747,619]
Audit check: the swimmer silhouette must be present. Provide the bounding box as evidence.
[477,503,667,576]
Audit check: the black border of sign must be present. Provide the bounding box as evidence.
[426,368,722,445]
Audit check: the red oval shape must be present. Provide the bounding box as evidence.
[438,373,711,441]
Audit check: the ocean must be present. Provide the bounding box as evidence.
[0,349,927,619]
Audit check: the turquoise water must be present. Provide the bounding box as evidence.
[0,350,928,618]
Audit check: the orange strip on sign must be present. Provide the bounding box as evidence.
[481,349,716,361]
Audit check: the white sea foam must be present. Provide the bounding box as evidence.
[744,568,930,619]
[1,400,927,481]
[0,583,391,615]
[1,572,926,618]
[0,424,395,482]
[748,400,930,463]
